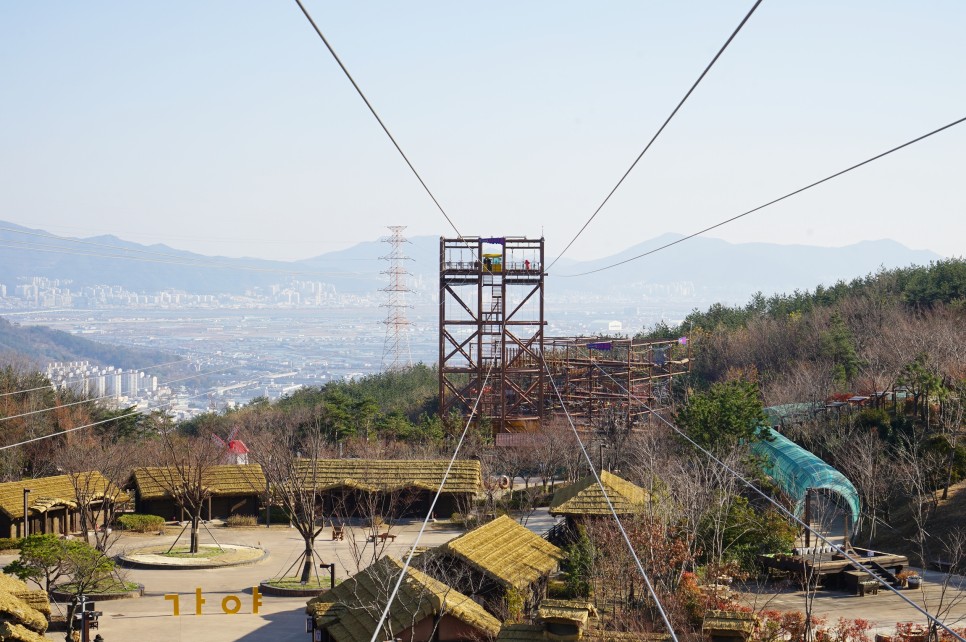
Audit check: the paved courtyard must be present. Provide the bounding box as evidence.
[12,509,559,642]
[3,507,962,640]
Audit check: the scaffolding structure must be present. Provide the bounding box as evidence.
[438,237,691,434]
[380,226,413,371]
[543,336,690,429]
[438,237,546,432]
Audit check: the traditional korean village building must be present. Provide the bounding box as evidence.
[294,459,481,519]
[130,464,265,521]
[430,515,565,616]
[549,471,648,521]
[702,610,756,642]
[306,556,500,642]
[0,473,128,538]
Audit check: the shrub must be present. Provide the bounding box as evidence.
[450,512,478,528]
[0,538,22,551]
[117,514,165,533]
[264,506,291,524]
[225,514,257,528]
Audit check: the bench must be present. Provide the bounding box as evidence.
[858,580,879,596]
[331,526,345,541]
[367,532,397,543]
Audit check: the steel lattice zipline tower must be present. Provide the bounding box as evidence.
[439,236,546,433]
[380,226,414,371]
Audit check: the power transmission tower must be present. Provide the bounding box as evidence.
[380,226,413,371]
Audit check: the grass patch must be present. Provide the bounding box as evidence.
[158,546,230,559]
[225,514,258,528]
[57,580,140,594]
[264,576,339,589]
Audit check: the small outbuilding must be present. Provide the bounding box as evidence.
[0,473,128,538]
[432,515,565,617]
[549,471,649,522]
[306,555,500,642]
[702,610,756,642]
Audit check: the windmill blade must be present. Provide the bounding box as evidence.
[227,427,239,442]
[212,434,226,447]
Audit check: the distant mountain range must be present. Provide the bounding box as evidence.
[0,220,944,303]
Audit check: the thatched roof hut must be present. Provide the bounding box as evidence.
[293,459,481,494]
[441,515,564,591]
[132,464,266,500]
[549,471,648,518]
[131,464,265,520]
[295,459,482,518]
[0,473,128,538]
[497,624,668,641]
[536,599,596,628]
[306,556,500,642]
[702,610,756,642]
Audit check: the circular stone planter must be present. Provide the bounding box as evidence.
[258,580,333,598]
[50,583,144,602]
[118,544,267,569]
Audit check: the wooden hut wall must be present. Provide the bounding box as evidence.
[401,613,488,642]
[319,489,469,520]
[2,507,88,538]
[138,498,181,522]
[209,495,259,518]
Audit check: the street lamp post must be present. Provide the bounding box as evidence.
[22,489,30,537]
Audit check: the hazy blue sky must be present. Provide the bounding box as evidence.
[1,2,964,264]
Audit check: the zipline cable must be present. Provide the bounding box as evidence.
[547,0,765,272]
[561,115,966,278]
[0,387,223,451]
[590,363,966,642]
[368,364,494,642]
[542,357,680,642]
[293,0,463,239]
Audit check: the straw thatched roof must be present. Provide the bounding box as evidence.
[441,515,564,589]
[0,576,27,595]
[497,624,669,640]
[132,464,265,500]
[549,471,648,517]
[0,577,49,620]
[0,473,129,520]
[294,459,481,495]
[536,598,596,627]
[702,610,756,637]
[0,621,48,642]
[0,589,47,634]
[306,556,500,642]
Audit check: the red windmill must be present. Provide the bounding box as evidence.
[213,428,249,465]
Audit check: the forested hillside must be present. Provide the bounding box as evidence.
[0,316,173,370]
[643,258,966,562]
